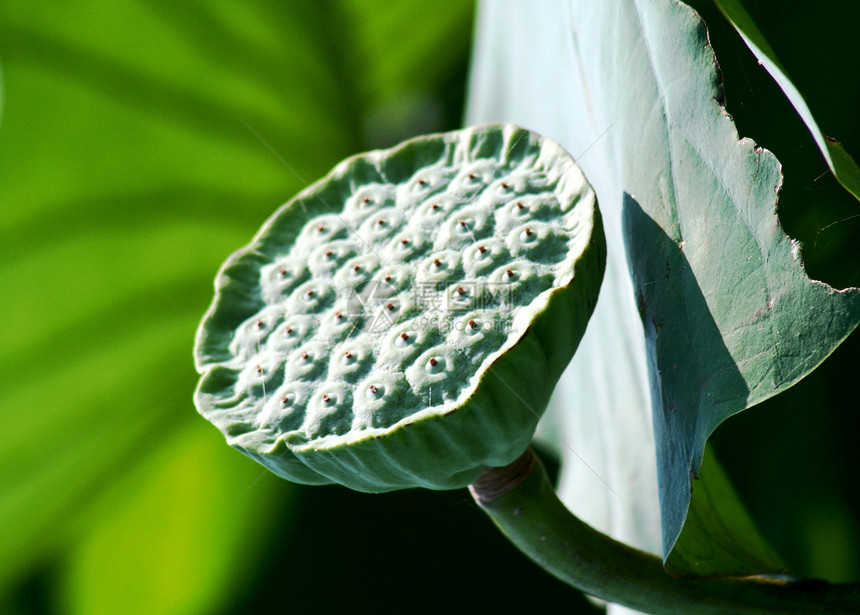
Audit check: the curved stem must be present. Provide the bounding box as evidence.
[469,448,860,615]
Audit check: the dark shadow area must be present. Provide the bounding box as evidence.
[711,326,860,581]
[622,193,757,572]
[226,449,599,615]
[4,564,59,615]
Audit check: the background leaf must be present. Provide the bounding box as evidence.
[59,424,286,615]
[0,1,349,601]
[467,0,860,584]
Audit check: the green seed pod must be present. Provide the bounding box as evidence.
[194,124,605,492]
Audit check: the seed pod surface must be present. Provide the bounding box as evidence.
[194,124,605,492]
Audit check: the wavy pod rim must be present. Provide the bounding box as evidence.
[193,123,606,492]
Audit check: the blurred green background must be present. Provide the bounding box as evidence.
[0,1,857,614]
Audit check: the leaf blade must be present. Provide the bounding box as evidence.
[0,0,474,607]
[466,0,860,578]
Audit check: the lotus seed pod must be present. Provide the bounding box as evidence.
[194,124,605,492]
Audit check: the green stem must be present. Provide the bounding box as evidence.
[469,448,860,614]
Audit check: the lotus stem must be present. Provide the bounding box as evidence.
[469,448,860,614]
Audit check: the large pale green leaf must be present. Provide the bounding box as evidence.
[467,0,860,583]
[0,0,472,610]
